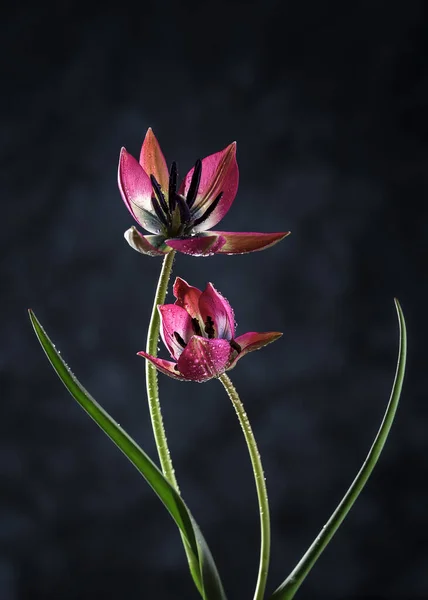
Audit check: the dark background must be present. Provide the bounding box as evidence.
[2,1,427,599]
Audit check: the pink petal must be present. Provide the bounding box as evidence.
[228,331,283,369]
[177,337,233,382]
[118,148,160,233]
[173,278,202,320]
[209,231,290,254]
[124,227,170,256]
[139,128,170,193]
[180,142,239,232]
[198,283,235,340]
[137,352,186,381]
[158,304,194,361]
[165,233,226,256]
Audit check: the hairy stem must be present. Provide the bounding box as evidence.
[145,250,178,485]
[145,251,204,597]
[219,373,271,600]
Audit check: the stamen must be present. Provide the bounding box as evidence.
[174,331,187,348]
[168,162,177,212]
[186,159,202,209]
[176,194,192,224]
[192,192,223,228]
[192,318,202,336]
[204,315,215,339]
[151,196,169,228]
[230,339,241,353]
[150,174,169,216]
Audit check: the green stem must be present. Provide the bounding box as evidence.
[145,250,204,597]
[219,373,271,600]
[270,299,407,600]
[145,250,178,486]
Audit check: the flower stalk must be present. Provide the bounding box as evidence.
[145,250,204,597]
[219,373,271,600]
[145,249,177,486]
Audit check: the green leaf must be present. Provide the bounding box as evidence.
[269,299,407,600]
[29,310,227,600]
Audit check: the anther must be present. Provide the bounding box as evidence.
[230,339,241,353]
[150,174,169,216]
[192,318,202,336]
[176,194,192,225]
[151,196,169,228]
[192,192,223,228]
[168,162,177,212]
[174,331,187,348]
[204,315,215,339]
[186,159,202,209]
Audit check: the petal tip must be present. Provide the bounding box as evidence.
[173,276,189,289]
[118,148,128,172]
[124,227,167,256]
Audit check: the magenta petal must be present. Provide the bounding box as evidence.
[180,142,239,232]
[173,278,202,319]
[158,304,194,361]
[198,283,235,340]
[118,148,160,233]
[124,227,169,256]
[139,128,170,193]
[209,231,290,254]
[177,337,233,382]
[165,234,226,256]
[229,331,283,369]
[137,352,186,381]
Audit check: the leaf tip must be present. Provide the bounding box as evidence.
[393,298,404,318]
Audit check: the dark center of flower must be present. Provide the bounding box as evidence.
[173,318,241,355]
[150,160,223,237]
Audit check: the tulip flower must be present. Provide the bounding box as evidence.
[138,277,282,381]
[118,128,289,256]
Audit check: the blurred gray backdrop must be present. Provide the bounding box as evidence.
[2,1,427,599]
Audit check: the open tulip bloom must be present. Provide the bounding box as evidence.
[29,129,407,600]
[119,128,289,256]
[138,277,282,382]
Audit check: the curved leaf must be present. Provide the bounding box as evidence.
[270,299,407,600]
[29,310,227,600]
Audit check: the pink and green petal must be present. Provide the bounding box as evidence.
[229,331,283,369]
[180,142,239,232]
[118,148,160,233]
[137,352,186,381]
[124,227,170,256]
[139,128,170,193]
[198,283,235,340]
[158,304,194,360]
[177,337,233,382]
[165,233,226,256]
[209,231,291,254]
[173,278,202,320]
